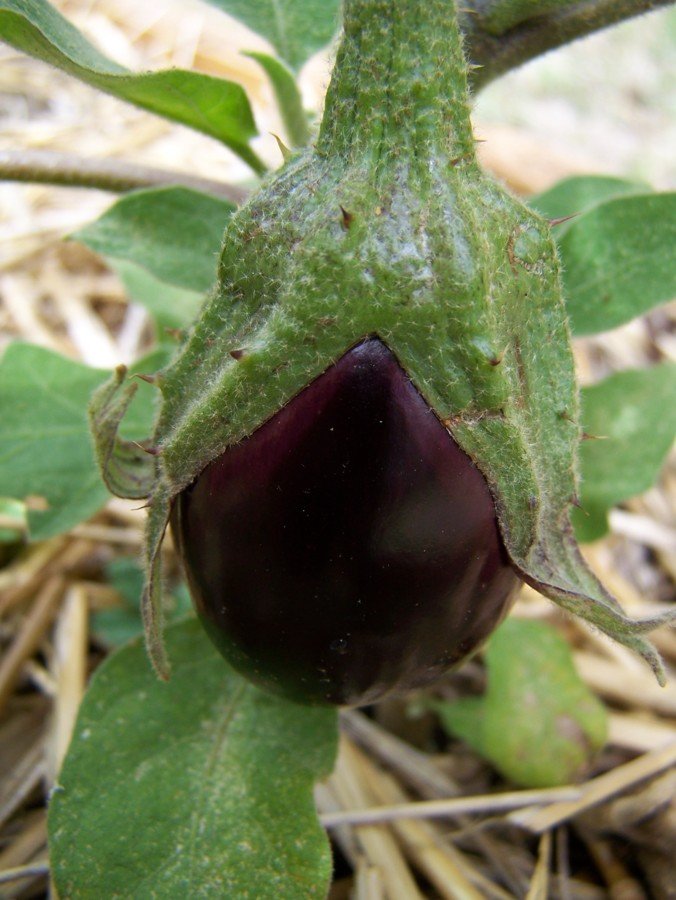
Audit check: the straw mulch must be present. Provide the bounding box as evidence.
[0,1,674,897]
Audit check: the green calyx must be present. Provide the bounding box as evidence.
[91,0,675,681]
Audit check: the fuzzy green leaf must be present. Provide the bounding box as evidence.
[0,0,264,171]
[0,496,26,543]
[530,175,646,232]
[112,260,204,333]
[574,364,676,542]
[92,557,148,647]
[93,558,193,648]
[0,344,110,540]
[436,619,608,787]
[49,618,338,899]
[245,51,310,147]
[73,187,235,293]
[203,0,339,71]
[557,192,676,335]
[0,344,162,540]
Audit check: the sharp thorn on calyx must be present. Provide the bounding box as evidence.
[488,345,508,366]
[558,409,580,426]
[582,430,608,441]
[340,205,354,230]
[271,133,291,161]
[549,213,579,227]
[164,327,184,341]
[131,441,161,456]
[132,372,158,385]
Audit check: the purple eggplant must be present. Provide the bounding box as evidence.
[171,338,519,705]
[91,0,673,694]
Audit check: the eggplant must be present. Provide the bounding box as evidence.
[91,0,673,693]
[171,338,518,705]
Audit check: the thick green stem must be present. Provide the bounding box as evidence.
[464,0,674,91]
[318,0,474,162]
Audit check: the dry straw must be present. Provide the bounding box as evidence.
[0,0,674,896]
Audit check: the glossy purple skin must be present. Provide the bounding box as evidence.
[171,338,519,706]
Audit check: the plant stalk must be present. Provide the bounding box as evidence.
[464,0,675,90]
[318,0,474,163]
[0,150,248,203]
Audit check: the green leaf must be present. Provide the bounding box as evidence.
[72,187,234,293]
[112,260,204,333]
[245,51,310,147]
[573,364,676,542]
[203,0,339,71]
[93,558,192,648]
[0,344,109,540]
[557,192,676,335]
[0,344,161,540]
[0,0,264,172]
[0,496,26,543]
[49,619,338,898]
[530,175,646,232]
[93,557,146,647]
[435,619,608,788]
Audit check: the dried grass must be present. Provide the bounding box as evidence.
[1,1,674,897]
